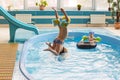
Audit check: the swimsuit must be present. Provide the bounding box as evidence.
[60,47,65,55]
[53,38,63,44]
[53,38,65,54]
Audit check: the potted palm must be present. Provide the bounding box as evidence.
[36,0,48,10]
[77,4,81,10]
[108,0,120,29]
[108,0,112,11]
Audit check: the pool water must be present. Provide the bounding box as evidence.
[20,31,120,80]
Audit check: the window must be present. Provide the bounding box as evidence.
[46,0,57,7]
[0,0,109,11]
[27,0,37,9]
[61,0,92,10]
[13,0,24,10]
[61,0,77,7]
[0,0,24,10]
[95,0,109,11]
[27,0,92,10]
[27,0,57,10]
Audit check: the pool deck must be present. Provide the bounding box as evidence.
[0,27,120,43]
[105,27,120,36]
[0,43,18,80]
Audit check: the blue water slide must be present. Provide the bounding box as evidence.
[0,6,40,42]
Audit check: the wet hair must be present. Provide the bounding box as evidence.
[89,32,94,34]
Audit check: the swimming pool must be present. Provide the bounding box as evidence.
[19,30,120,80]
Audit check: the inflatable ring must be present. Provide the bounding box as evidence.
[77,42,97,49]
[61,20,69,27]
[62,16,71,23]
[81,35,88,41]
[52,19,60,26]
[95,37,101,42]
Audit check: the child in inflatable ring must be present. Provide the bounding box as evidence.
[81,32,101,44]
[44,7,70,56]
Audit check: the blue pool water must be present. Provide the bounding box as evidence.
[19,29,120,80]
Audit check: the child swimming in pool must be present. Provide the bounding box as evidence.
[44,7,70,56]
[81,32,96,44]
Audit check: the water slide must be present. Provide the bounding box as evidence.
[0,6,40,42]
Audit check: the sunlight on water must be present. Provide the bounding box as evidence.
[25,42,120,80]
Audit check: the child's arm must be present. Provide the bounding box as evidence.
[52,7,59,19]
[52,7,61,27]
[46,47,59,56]
[46,42,52,47]
[49,48,59,55]
[61,8,69,22]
